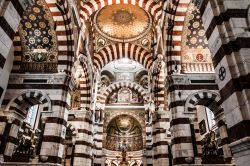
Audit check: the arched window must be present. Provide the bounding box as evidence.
[205,107,216,130]
[24,105,39,129]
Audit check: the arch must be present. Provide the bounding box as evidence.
[105,111,145,131]
[105,114,143,151]
[185,90,223,117]
[165,0,191,74]
[78,55,91,109]
[135,69,148,82]
[6,90,52,118]
[101,70,115,82]
[80,0,163,25]
[45,0,75,74]
[99,81,149,104]
[5,0,74,74]
[94,43,153,70]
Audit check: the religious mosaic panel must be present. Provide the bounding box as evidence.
[105,115,143,151]
[93,4,153,52]
[19,0,58,72]
[181,3,214,73]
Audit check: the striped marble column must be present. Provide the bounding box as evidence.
[145,122,153,166]
[39,90,69,164]
[73,110,93,166]
[167,74,194,165]
[93,119,104,166]
[218,120,232,164]
[0,116,8,156]
[199,0,250,165]
[0,0,27,105]
[3,117,21,161]
[152,110,170,166]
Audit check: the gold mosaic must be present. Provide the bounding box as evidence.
[94,4,152,42]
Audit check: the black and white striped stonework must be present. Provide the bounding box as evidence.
[0,0,75,104]
[80,0,163,25]
[0,0,77,162]
[166,75,219,164]
[72,110,93,165]
[198,1,250,164]
[0,0,26,104]
[94,43,153,71]
[152,112,170,166]
[185,90,223,116]
[98,81,148,104]
[78,57,91,109]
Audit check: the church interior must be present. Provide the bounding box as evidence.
[0,0,250,165]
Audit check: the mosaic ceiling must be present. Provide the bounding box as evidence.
[93,4,152,43]
[18,0,57,72]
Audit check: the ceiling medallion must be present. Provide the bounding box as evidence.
[112,9,135,26]
[97,38,106,47]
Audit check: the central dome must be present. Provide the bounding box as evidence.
[94,4,152,42]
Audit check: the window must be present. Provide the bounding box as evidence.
[205,107,216,130]
[24,105,39,129]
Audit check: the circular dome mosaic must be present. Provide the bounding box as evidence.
[94,4,152,42]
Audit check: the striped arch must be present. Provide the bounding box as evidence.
[80,0,163,25]
[12,0,74,74]
[185,90,223,117]
[153,60,166,110]
[94,43,153,70]
[7,91,51,118]
[165,0,190,74]
[99,81,148,104]
[79,57,91,109]
[45,0,75,74]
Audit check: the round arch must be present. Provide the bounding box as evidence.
[184,90,223,117]
[165,0,191,74]
[104,114,144,152]
[99,81,149,105]
[6,90,52,118]
[77,55,91,109]
[94,43,153,71]
[6,0,74,74]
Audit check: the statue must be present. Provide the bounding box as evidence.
[202,131,218,157]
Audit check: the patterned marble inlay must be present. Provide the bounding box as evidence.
[181,3,214,73]
[18,0,58,72]
[94,4,152,42]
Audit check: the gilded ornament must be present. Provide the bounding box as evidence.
[29,14,36,21]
